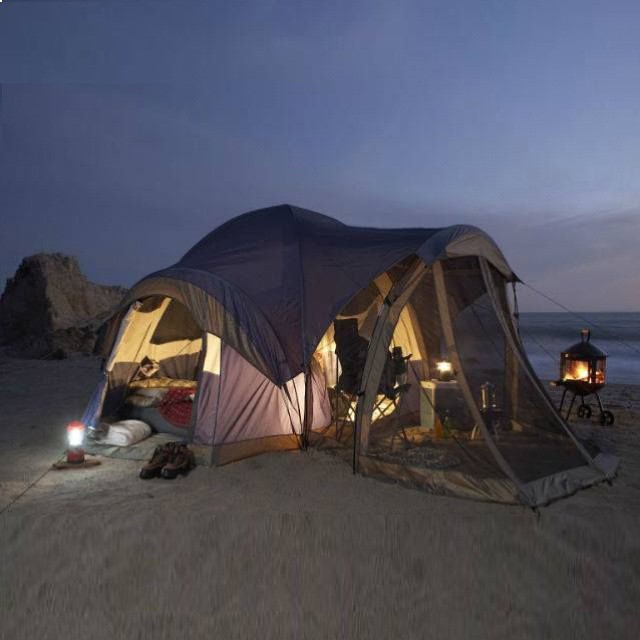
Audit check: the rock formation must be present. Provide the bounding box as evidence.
[0,253,127,358]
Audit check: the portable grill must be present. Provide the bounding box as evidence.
[555,329,614,426]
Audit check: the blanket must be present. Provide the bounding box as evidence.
[159,388,194,428]
[125,387,168,408]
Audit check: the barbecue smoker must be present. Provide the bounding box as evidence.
[555,329,614,426]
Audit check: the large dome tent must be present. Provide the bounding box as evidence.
[85,204,619,507]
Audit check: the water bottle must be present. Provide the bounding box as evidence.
[443,410,451,438]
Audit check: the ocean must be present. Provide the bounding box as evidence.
[519,312,640,385]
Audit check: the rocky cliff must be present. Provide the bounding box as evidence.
[0,254,127,358]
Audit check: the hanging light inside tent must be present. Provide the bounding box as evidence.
[435,361,453,381]
[66,421,85,463]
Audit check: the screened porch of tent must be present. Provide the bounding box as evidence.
[310,256,608,506]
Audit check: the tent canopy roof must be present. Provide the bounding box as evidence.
[126,204,516,382]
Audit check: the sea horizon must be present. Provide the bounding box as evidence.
[518,311,640,386]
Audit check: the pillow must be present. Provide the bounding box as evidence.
[134,387,169,400]
[125,393,162,408]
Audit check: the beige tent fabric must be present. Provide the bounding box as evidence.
[203,333,221,374]
[109,298,171,369]
[358,456,519,504]
[314,325,338,387]
[390,304,425,361]
[444,231,514,280]
[110,297,203,370]
[146,337,202,363]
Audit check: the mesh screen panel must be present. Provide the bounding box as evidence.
[310,257,595,502]
[363,268,507,487]
[444,259,590,484]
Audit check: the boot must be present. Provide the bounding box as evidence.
[161,444,196,479]
[139,443,177,479]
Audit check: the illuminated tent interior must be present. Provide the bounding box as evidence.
[85,204,619,507]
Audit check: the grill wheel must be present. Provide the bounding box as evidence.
[599,410,615,427]
[577,404,592,419]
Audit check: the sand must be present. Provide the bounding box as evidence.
[0,355,638,639]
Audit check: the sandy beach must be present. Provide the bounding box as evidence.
[0,354,637,639]
[3,1,640,637]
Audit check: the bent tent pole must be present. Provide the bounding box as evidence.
[355,260,427,468]
[432,260,534,507]
[81,303,138,429]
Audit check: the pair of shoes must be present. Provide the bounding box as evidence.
[139,443,195,480]
[161,443,196,479]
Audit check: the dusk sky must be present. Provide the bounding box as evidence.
[1,1,639,311]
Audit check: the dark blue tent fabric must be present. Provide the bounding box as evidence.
[134,204,512,383]
[133,268,292,381]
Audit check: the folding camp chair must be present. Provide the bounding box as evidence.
[333,319,412,442]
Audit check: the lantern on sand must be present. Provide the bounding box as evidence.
[66,421,85,463]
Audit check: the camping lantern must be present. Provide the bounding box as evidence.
[435,361,454,382]
[556,329,614,426]
[66,421,85,463]
[480,382,497,411]
[476,381,502,438]
[52,421,99,470]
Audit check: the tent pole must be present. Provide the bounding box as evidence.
[355,261,427,464]
[433,260,533,507]
[302,368,313,449]
[88,302,138,426]
[511,281,521,337]
[507,282,520,429]
[334,350,339,439]
[187,331,208,444]
[352,394,359,473]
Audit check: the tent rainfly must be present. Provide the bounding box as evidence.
[86,204,619,507]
